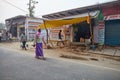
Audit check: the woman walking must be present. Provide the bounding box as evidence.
[33,28,46,60]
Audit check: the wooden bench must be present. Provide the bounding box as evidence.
[70,42,86,47]
[49,39,68,47]
[69,42,86,51]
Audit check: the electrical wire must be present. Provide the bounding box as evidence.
[1,0,28,13]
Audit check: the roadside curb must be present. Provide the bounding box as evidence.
[60,54,99,61]
[60,54,89,60]
[88,51,120,57]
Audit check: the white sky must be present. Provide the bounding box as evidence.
[0,0,115,23]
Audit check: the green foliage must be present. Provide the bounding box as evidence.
[28,0,38,17]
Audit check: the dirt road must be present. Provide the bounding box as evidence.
[0,41,120,70]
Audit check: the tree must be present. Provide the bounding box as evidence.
[28,0,38,17]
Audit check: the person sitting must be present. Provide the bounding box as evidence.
[85,35,91,50]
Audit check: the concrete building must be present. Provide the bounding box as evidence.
[5,15,43,40]
[42,0,120,46]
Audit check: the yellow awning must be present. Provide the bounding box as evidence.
[39,16,88,29]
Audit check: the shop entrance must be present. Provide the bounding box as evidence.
[72,21,91,42]
[105,19,120,46]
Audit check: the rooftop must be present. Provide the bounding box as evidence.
[42,0,120,19]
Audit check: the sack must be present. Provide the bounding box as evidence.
[20,43,23,48]
[32,44,35,47]
[20,43,28,48]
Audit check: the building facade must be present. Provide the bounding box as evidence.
[103,5,120,46]
[5,15,43,40]
[42,1,120,46]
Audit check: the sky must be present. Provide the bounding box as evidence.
[0,0,115,23]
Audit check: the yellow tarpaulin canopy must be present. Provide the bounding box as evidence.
[39,16,88,29]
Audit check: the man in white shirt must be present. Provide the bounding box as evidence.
[20,32,27,50]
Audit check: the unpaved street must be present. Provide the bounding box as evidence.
[0,44,120,80]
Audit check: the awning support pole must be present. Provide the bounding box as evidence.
[43,20,54,48]
[88,12,94,45]
[43,20,48,44]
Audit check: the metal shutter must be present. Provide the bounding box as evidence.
[105,19,120,46]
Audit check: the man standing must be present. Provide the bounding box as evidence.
[0,31,2,42]
[20,32,27,50]
[57,30,64,46]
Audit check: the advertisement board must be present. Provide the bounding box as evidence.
[98,21,105,44]
[50,26,70,41]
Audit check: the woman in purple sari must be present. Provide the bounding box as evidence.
[33,29,46,60]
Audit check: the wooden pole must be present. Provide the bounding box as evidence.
[43,20,48,44]
[43,20,54,48]
[88,12,94,45]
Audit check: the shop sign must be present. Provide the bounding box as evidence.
[50,26,70,40]
[104,14,120,20]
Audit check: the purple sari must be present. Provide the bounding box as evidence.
[35,31,44,58]
[35,43,44,57]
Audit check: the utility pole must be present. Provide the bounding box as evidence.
[28,0,38,17]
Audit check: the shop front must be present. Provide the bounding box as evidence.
[72,22,91,42]
[103,5,120,46]
[39,16,88,45]
[104,15,120,46]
